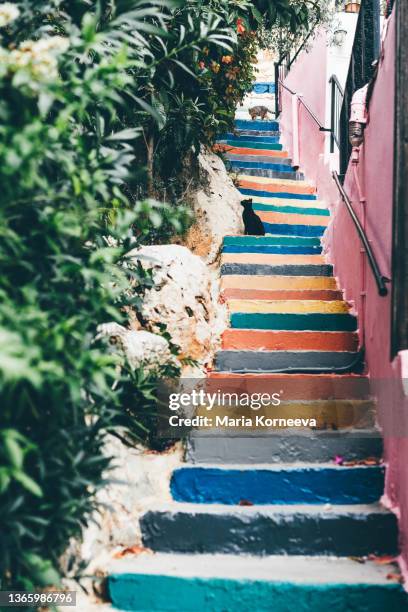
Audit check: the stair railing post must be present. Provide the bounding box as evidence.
[292,93,300,169]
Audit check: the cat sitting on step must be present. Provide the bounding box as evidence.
[241,199,265,236]
[248,105,271,120]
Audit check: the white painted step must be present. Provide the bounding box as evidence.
[108,551,398,585]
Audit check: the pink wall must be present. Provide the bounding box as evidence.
[280,12,408,579]
[279,32,327,186]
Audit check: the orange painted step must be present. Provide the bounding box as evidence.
[221,288,343,301]
[256,210,330,227]
[222,329,358,352]
[239,178,315,195]
[206,373,370,400]
[214,144,288,158]
[221,253,325,265]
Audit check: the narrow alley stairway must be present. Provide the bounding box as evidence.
[106,118,408,610]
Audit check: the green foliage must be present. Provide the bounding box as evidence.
[0,0,327,596]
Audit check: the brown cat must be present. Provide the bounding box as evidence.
[248,105,270,120]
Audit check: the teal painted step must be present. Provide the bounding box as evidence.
[221,263,333,276]
[219,132,280,143]
[140,503,398,556]
[252,202,329,216]
[222,140,283,150]
[107,554,408,612]
[230,313,357,331]
[171,465,384,505]
[235,119,279,131]
[223,235,321,246]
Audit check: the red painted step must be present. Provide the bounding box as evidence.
[221,288,343,301]
[222,329,359,352]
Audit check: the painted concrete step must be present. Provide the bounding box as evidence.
[251,195,327,208]
[141,503,398,557]
[221,288,343,301]
[221,263,333,276]
[186,429,382,464]
[219,132,280,142]
[206,373,371,401]
[170,465,384,505]
[224,235,322,246]
[215,350,361,373]
[262,222,327,237]
[257,212,330,229]
[227,152,292,165]
[221,140,283,150]
[239,188,317,202]
[223,245,323,255]
[221,274,337,291]
[237,127,281,136]
[222,254,326,267]
[252,202,329,216]
[235,119,280,130]
[229,313,357,331]
[192,398,375,432]
[230,165,304,181]
[215,144,289,158]
[227,159,295,172]
[239,175,316,194]
[107,553,407,612]
[226,299,348,314]
[222,329,358,351]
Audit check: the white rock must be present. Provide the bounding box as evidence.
[186,149,244,263]
[96,322,175,371]
[128,244,223,367]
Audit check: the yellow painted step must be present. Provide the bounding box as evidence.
[238,174,315,188]
[227,299,349,314]
[195,399,375,430]
[221,253,326,266]
[221,275,338,291]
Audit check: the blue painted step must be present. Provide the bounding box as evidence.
[221,263,333,276]
[230,312,357,331]
[223,245,322,254]
[263,222,327,237]
[235,119,279,131]
[171,466,384,505]
[107,554,408,612]
[239,187,317,201]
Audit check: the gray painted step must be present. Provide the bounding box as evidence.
[227,153,293,165]
[186,429,383,464]
[141,503,398,557]
[230,167,305,180]
[215,350,362,373]
[107,553,407,612]
[221,263,333,276]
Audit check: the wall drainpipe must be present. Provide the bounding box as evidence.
[351,147,367,348]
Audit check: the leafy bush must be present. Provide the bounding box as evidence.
[0,0,328,595]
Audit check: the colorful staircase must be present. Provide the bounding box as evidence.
[107,118,407,610]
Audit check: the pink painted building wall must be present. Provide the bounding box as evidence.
[280,11,408,579]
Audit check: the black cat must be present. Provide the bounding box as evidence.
[241,199,265,235]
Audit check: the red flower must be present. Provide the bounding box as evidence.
[198,60,205,70]
[236,18,246,35]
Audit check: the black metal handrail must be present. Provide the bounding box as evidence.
[329,75,344,152]
[332,170,390,296]
[278,80,331,133]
